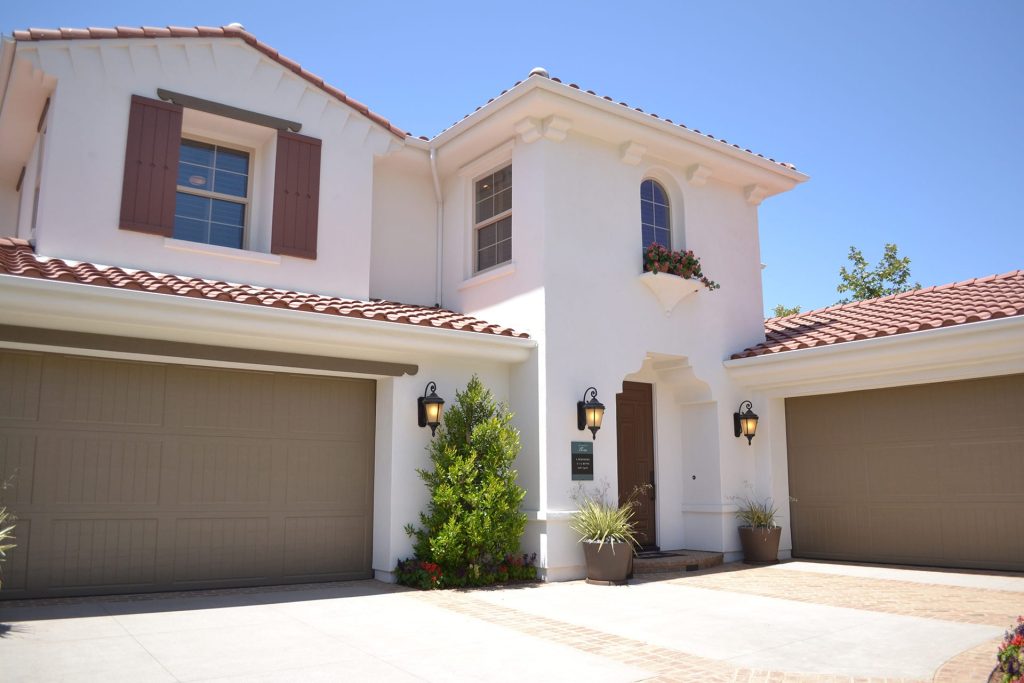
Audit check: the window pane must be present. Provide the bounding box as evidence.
[641,225,656,248]
[650,181,667,205]
[496,238,512,264]
[211,199,245,226]
[175,192,210,220]
[655,228,671,249]
[213,170,248,198]
[493,165,511,193]
[180,140,214,166]
[641,201,654,226]
[478,222,496,249]
[215,147,249,175]
[210,223,244,249]
[173,216,208,243]
[641,179,654,202]
[178,162,212,190]
[477,245,496,271]
[654,204,668,228]
[496,216,511,241]
[476,173,494,203]
[476,197,494,224]
[493,188,511,215]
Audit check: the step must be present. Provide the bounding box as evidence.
[632,549,724,574]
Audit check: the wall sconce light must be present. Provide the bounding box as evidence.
[577,387,606,440]
[734,400,759,445]
[418,382,445,436]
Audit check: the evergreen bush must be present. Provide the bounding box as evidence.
[402,375,530,587]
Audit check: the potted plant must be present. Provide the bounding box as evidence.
[734,494,782,564]
[569,483,644,585]
[642,243,721,291]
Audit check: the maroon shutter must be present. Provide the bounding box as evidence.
[271,131,321,259]
[119,95,182,236]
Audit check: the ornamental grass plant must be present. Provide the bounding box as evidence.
[569,482,647,550]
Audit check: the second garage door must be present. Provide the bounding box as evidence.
[0,350,376,599]
[785,374,1024,571]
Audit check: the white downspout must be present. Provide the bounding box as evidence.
[429,147,443,308]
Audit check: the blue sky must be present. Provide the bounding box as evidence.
[4,1,1021,316]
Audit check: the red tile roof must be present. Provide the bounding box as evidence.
[435,73,799,171]
[0,238,528,338]
[732,271,1024,359]
[11,25,407,138]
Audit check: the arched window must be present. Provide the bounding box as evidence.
[640,179,670,250]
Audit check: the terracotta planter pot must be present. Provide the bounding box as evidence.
[738,526,781,564]
[582,540,634,585]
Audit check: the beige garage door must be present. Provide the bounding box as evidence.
[0,350,375,599]
[786,374,1024,571]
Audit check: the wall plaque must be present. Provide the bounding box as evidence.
[571,441,594,481]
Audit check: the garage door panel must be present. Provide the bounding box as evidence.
[44,356,167,428]
[285,441,371,506]
[0,350,375,599]
[787,374,1024,571]
[0,352,42,422]
[283,515,369,578]
[174,438,274,506]
[36,433,163,506]
[169,367,277,435]
[172,517,273,584]
[48,517,160,589]
[0,432,36,506]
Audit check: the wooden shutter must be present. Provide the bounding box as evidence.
[119,95,182,236]
[272,131,322,259]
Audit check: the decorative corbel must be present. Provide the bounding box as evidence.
[686,164,712,187]
[542,115,572,142]
[514,117,543,144]
[619,141,646,166]
[744,184,768,206]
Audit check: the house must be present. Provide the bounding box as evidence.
[0,25,1020,599]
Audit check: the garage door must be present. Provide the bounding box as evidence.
[0,350,375,599]
[786,374,1024,571]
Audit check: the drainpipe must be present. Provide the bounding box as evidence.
[429,147,443,308]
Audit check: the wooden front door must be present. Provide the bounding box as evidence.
[616,381,657,549]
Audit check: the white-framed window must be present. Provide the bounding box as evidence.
[641,178,670,250]
[173,138,252,250]
[474,164,512,272]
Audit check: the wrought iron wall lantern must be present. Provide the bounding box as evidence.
[418,382,445,436]
[734,400,759,445]
[577,387,606,440]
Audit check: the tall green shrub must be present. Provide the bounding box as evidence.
[405,375,527,582]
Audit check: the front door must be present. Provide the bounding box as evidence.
[616,381,657,549]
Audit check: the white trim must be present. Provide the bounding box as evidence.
[163,237,282,264]
[457,139,516,179]
[726,315,1024,397]
[458,261,517,291]
[0,275,536,365]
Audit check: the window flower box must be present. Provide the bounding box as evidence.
[640,244,719,315]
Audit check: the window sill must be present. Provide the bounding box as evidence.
[458,261,517,291]
[163,238,282,265]
[639,270,701,315]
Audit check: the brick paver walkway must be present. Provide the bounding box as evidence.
[418,563,1016,682]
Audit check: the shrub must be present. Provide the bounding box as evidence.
[402,375,529,588]
[0,477,15,591]
[569,482,641,549]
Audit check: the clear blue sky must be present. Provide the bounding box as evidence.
[4,1,1021,316]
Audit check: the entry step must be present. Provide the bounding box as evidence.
[633,549,723,574]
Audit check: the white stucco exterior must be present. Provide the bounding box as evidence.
[7,28,1015,585]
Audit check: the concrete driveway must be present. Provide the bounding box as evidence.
[1,560,1020,682]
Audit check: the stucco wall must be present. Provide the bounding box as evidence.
[18,38,399,299]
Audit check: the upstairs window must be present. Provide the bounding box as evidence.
[174,139,250,249]
[474,165,512,272]
[640,179,670,249]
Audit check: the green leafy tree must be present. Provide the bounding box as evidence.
[836,243,920,303]
[771,304,802,318]
[406,375,526,583]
